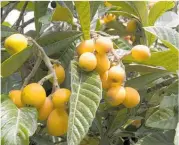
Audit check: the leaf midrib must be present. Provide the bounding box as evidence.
[69,69,83,143]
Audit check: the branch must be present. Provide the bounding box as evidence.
[28,37,60,90]
[50,58,61,65]
[13,1,28,28]
[1,2,19,23]
[20,18,34,28]
[21,57,42,89]
[38,73,53,85]
[111,49,131,62]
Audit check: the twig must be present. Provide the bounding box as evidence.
[1,2,19,23]
[20,18,34,28]
[21,57,42,89]
[38,73,53,85]
[13,1,28,28]
[28,37,60,90]
[50,58,61,65]
[111,49,131,62]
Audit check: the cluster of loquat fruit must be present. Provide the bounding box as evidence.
[5,34,71,136]
[76,36,151,108]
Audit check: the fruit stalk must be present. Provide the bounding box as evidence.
[21,57,42,89]
[28,37,60,90]
[38,73,53,85]
[111,49,131,62]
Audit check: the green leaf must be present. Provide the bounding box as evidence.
[1,1,9,7]
[146,108,178,129]
[64,1,74,14]
[75,1,91,40]
[148,1,175,26]
[16,1,34,11]
[52,3,73,24]
[1,25,17,38]
[125,27,179,72]
[1,98,38,145]
[34,1,49,36]
[37,31,82,56]
[126,71,170,90]
[130,1,148,26]
[155,11,179,27]
[107,108,128,135]
[67,60,102,145]
[144,26,179,50]
[148,1,175,46]
[2,72,22,94]
[2,22,12,27]
[90,1,102,21]
[136,130,175,145]
[160,94,178,109]
[109,1,138,16]
[1,46,33,77]
[30,135,54,145]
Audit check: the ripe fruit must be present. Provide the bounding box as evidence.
[126,20,137,33]
[100,71,110,89]
[52,88,71,108]
[131,45,151,61]
[106,86,126,106]
[38,97,53,121]
[96,53,110,74]
[108,65,125,84]
[76,39,95,56]
[95,36,113,54]
[123,87,140,108]
[4,34,28,55]
[9,90,24,108]
[79,52,97,71]
[47,109,68,136]
[21,83,46,108]
[50,64,65,84]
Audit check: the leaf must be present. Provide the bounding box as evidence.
[34,1,49,36]
[136,130,175,145]
[125,27,179,72]
[64,1,74,14]
[37,31,82,56]
[107,108,128,135]
[146,108,178,129]
[1,72,22,94]
[126,71,170,90]
[75,1,91,40]
[174,122,179,145]
[67,60,102,145]
[30,135,54,145]
[1,25,17,38]
[147,1,175,45]
[90,1,101,21]
[108,1,138,16]
[52,3,73,24]
[1,98,38,145]
[1,1,9,7]
[160,94,178,109]
[16,1,34,11]
[148,1,175,26]
[1,46,33,77]
[155,11,179,28]
[129,1,148,26]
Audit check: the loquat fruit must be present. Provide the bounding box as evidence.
[38,97,53,121]
[123,87,140,108]
[96,53,110,74]
[100,71,110,89]
[47,109,68,136]
[4,34,28,55]
[9,90,24,108]
[52,88,71,108]
[21,83,46,108]
[126,20,137,33]
[76,39,95,56]
[95,36,113,54]
[131,45,151,61]
[106,86,126,106]
[79,52,97,71]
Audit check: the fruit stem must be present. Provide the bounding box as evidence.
[21,57,42,90]
[28,37,60,90]
[49,58,61,65]
[38,73,53,85]
[111,49,131,62]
